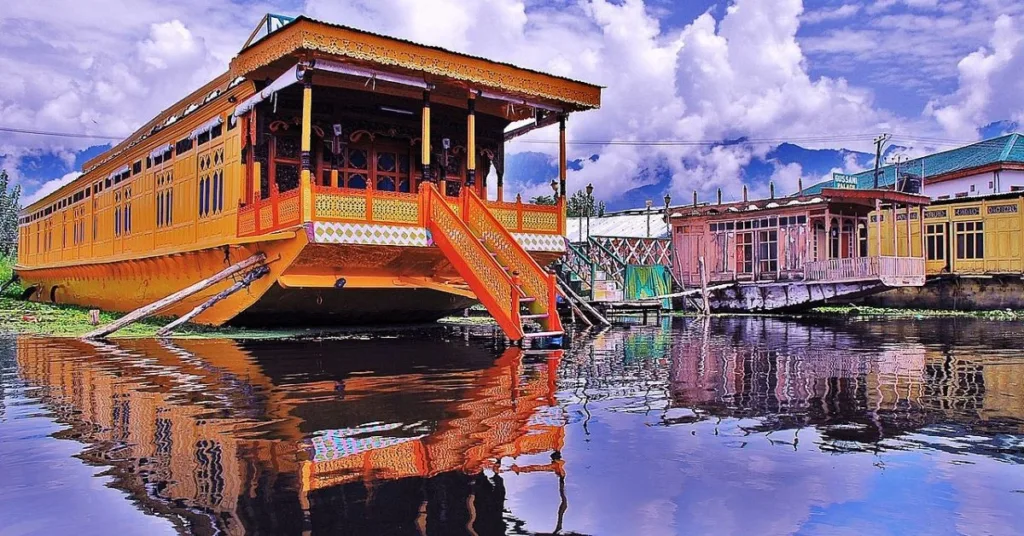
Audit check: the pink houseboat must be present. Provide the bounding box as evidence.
[667,187,930,311]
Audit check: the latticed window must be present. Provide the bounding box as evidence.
[926,224,946,261]
[736,232,754,274]
[955,221,984,259]
[322,140,411,193]
[758,229,778,274]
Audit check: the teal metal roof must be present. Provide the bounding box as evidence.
[800,133,1024,195]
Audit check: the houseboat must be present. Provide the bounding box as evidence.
[868,190,1024,309]
[15,15,602,340]
[667,187,930,311]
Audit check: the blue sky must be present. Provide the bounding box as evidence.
[2,0,1024,209]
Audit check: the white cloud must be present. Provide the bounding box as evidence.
[23,172,82,206]
[927,15,1024,139]
[802,4,861,25]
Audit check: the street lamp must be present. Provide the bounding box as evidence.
[645,199,653,238]
[585,183,594,241]
[663,193,671,229]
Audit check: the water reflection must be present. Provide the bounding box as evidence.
[1,317,1023,534]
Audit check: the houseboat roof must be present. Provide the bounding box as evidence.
[802,132,1024,195]
[668,188,929,221]
[25,14,603,216]
[566,213,670,239]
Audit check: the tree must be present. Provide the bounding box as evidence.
[529,194,558,206]
[566,188,605,218]
[0,170,20,259]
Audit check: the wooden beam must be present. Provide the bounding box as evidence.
[82,253,266,339]
[503,112,560,142]
[157,265,270,337]
[698,256,712,316]
[650,283,734,300]
[556,277,611,326]
[558,288,593,327]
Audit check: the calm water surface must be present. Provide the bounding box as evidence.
[2,318,1024,535]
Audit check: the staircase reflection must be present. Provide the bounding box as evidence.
[14,337,570,535]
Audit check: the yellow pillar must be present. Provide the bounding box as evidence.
[421,90,432,184]
[558,114,567,198]
[300,70,313,222]
[466,91,477,193]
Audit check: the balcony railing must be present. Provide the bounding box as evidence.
[804,256,925,285]
[238,183,565,237]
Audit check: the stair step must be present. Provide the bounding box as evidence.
[520,314,549,320]
[522,330,564,339]
[519,297,537,303]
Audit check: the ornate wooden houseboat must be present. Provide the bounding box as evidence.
[667,187,930,311]
[15,15,602,340]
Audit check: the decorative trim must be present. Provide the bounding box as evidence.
[513,233,566,252]
[313,222,430,246]
[230,19,601,109]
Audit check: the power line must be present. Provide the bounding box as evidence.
[0,126,122,141]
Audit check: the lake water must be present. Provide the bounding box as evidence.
[1,317,1024,535]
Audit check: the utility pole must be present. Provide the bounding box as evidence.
[873,133,891,189]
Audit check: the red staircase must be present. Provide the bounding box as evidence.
[420,184,563,342]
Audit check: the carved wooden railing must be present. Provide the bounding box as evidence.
[592,236,672,266]
[313,186,420,226]
[421,184,524,339]
[464,189,562,334]
[237,188,302,237]
[804,256,925,285]
[484,198,563,235]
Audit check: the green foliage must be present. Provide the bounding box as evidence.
[566,188,605,218]
[0,170,20,260]
[529,195,558,206]
[811,305,1024,320]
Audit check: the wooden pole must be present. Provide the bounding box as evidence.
[422,90,433,183]
[558,114,567,198]
[698,256,711,315]
[157,265,270,336]
[300,70,313,222]
[83,253,266,339]
[560,288,594,327]
[556,277,611,326]
[650,283,734,300]
[466,91,477,192]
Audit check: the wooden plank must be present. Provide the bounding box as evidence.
[650,283,734,300]
[82,253,266,339]
[156,265,270,337]
[556,277,611,326]
[698,256,711,315]
[559,288,593,328]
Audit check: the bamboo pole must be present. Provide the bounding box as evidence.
[157,265,270,337]
[650,283,735,300]
[83,253,266,339]
[698,256,711,316]
[556,277,611,326]
[559,288,594,328]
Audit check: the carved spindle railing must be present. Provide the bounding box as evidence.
[421,184,524,339]
[464,190,562,334]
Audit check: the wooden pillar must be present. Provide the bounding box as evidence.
[891,203,898,257]
[824,206,831,260]
[919,205,925,259]
[558,114,567,198]
[300,69,313,222]
[874,199,882,258]
[466,91,477,193]
[906,204,912,258]
[421,90,433,184]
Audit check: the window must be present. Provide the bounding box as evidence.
[758,230,778,274]
[956,221,983,259]
[736,232,754,274]
[132,161,142,175]
[176,138,193,154]
[926,224,946,261]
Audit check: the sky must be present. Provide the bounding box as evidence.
[2,0,1024,209]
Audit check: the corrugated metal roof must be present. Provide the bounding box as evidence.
[802,133,1024,195]
[565,214,670,240]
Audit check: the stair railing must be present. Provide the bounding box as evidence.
[463,189,563,333]
[420,184,523,339]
